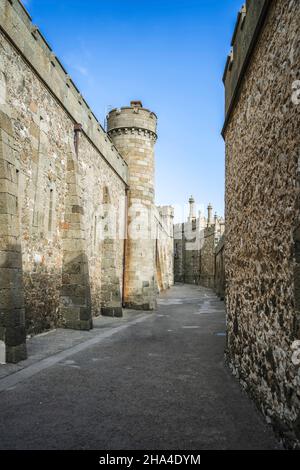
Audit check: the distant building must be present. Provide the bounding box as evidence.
[174,196,224,288]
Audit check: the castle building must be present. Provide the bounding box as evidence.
[0,0,174,364]
[174,196,224,288]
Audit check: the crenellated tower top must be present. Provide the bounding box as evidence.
[107,101,157,144]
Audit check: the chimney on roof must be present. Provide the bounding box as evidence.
[130,101,143,108]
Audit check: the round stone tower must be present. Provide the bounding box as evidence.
[107,101,157,310]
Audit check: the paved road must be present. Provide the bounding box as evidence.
[0,284,280,450]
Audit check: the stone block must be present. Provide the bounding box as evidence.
[6,343,27,364]
[0,193,17,216]
[0,308,25,328]
[101,306,123,318]
[80,307,92,321]
[5,325,26,347]
[0,111,13,136]
[0,288,24,309]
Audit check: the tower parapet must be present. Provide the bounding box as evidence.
[107,102,158,310]
[108,102,157,141]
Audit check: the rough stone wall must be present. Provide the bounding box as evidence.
[0,0,175,363]
[77,136,126,320]
[0,112,27,363]
[60,150,92,331]
[155,206,174,292]
[0,27,127,331]
[99,187,124,318]
[173,212,224,289]
[174,224,184,283]
[215,236,225,300]
[0,0,128,360]
[0,30,71,335]
[183,220,201,285]
[199,226,216,288]
[224,0,300,448]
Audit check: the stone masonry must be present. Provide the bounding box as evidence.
[174,196,224,292]
[223,0,300,448]
[215,236,225,301]
[0,0,174,363]
[107,102,158,310]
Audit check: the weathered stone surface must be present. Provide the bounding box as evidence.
[215,236,225,300]
[224,0,300,449]
[174,199,224,290]
[0,119,27,363]
[107,103,174,310]
[0,1,174,362]
[60,151,92,331]
[100,186,123,317]
[155,206,174,293]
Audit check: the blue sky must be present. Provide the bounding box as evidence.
[22,0,242,219]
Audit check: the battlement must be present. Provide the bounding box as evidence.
[222,0,273,135]
[107,102,157,137]
[0,0,128,183]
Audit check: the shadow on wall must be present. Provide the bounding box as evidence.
[60,251,93,331]
[0,244,27,364]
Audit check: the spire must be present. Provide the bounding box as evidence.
[207,203,213,226]
[188,195,195,222]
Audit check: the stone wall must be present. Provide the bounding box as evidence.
[155,206,174,292]
[174,224,184,283]
[223,0,300,448]
[0,0,174,363]
[215,236,225,300]
[0,0,128,347]
[199,226,216,289]
[173,201,224,290]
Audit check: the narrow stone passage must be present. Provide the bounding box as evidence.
[0,285,280,450]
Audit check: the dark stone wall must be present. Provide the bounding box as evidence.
[215,236,225,300]
[174,221,220,289]
[224,0,300,448]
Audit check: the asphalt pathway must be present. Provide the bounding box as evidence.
[0,284,280,450]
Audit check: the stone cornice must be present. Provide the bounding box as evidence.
[108,127,158,142]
